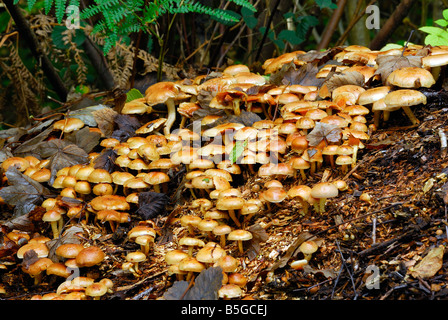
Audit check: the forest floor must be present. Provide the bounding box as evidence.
[2,88,448,301]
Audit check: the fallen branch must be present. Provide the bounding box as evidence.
[357,229,417,259]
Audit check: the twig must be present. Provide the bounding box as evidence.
[444,204,448,243]
[131,286,154,300]
[215,23,246,69]
[317,0,347,50]
[335,0,377,47]
[357,229,416,258]
[255,0,281,62]
[115,270,167,292]
[371,214,377,245]
[438,128,447,158]
[332,240,358,300]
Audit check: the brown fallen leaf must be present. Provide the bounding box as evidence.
[375,54,423,84]
[306,122,342,147]
[0,167,53,217]
[37,139,89,185]
[92,106,119,138]
[409,245,445,279]
[323,71,365,94]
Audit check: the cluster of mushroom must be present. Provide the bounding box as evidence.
[13,232,109,300]
[31,277,114,300]
[1,43,447,300]
[164,219,251,299]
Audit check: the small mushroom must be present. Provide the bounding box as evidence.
[213,224,232,247]
[42,209,62,239]
[125,251,146,275]
[178,256,205,281]
[218,283,243,300]
[299,240,319,261]
[227,229,252,254]
[75,246,106,268]
[85,282,108,300]
[196,244,226,267]
[178,236,205,256]
[310,182,339,214]
[216,196,245,228]
[180,215,202,235]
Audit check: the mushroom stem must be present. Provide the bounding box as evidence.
[33,273,43,286]
[58,218,64,235]
[233,100,241,116]
[303,253,313,261]
[50,221,60,239]
[141,243,150,256]
[401,105,420,126]
[109,221,116,233]
[243,213,255,227]
[164,98,176,136]
[351,145,359,168]
[319,198,327,213]
[219,235,226,248]
[309,162,316,176]
[299,169,307,181]
[329,155,335,169]
[313,202,320,214]
[133,262,140,273]
[186,271,194,282]
[373,111,381,128]
[228,210,241,228]
[179,116,187,129]
[299,199,309,215]
[237,240,244,254]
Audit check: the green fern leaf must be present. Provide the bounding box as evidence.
[229,0,256,11]
[43,0,54,13]
[54,0,67,23]
[27,0,37,11]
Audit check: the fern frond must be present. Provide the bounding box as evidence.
[55,0,67,23]
[228,0,256,11]
[81,0,120,19]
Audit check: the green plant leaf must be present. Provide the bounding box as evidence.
[126,88,144,102]
[209,8,241,26]
[443,8,448,21]
[278,29,304,45]
[419,26,448,35]
[295,15,319,42]
[241,6,258,29]
[27,0,37,11]
[230,0,256,11]
[380,43,403,51]
[424,33,448,46]
[229,139,248,164]
[315,0,337,10]
[44,0,53,14]
[434,19,448,28]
